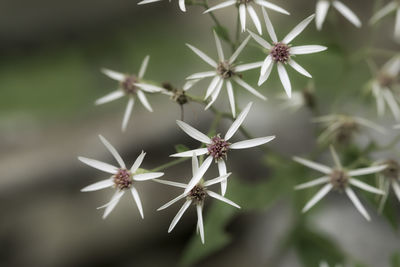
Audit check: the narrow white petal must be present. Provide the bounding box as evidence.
[170,148,209,157]
[186,44,218,68]
[370,2,397,24]
[239,4,247,32]
[261,55,273,76]
[204,173,232,187]
[258,59,273,85]
[247,30,272,49]
[226,81,236,118]
[205,76,222,100]
[282,14,315,44]
[235,61,263,72]
[138,0,163,5]
[218,159,228,195]
[137,90,153,112]
[378,179,390,213]
[203,0,236,13]
[225,102,252,140]
[315,0,330,30]
[184,156,213,195]
[302,183,332,213]
[158,194,186,211]
[233,76,267,100]
[329,145,342,169]
[183,79,201,91]
[247,5,263,34]
[229,35,251,63]
[153,179,187,188]
[205,79,223,110]
[230,136,275,149]
[349,179,385,195]
[192,154,199,176]
[168,200,192,232]
[78,156,118,174]
[332,1,362,28]
[395,8,400,42]
[131,187,144,218]
[392,180,400,202]
[383,89,400,121]
[293,156,332,174]
[290,45,327,55]
[186,71,216,80]
[254,0,290,15]
[345,187,370,221]
[95,90,124,105]
[294,176,329,190]
[176,120,211,144]
[213,30,225,61]
[196,205,205,244]
[131,151,146,173]
[101,68,125,81]
[288,59,312,78]
[81,178,114,192]
[353,117,386,134]
[122,97,134,132]
[261,7,277,42]
[133,172,164,181]
[102,191,124,219]
[383,55,400,76]
[135,83,163,93]
[207,190,241,209]
[138,55,150,79]
[277,63,292,98]
[178,0,186,11]
[99,135,126,168]
[348,165,387,176]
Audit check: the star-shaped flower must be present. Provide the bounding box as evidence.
[96,56,161,131]
[170,102,275,195]
[293,146,387,221]
[138,0,187,12]
[156,155,240,244]
[315,0,362,30]
[204,0,289,34]
[374,159,400,212]
[370,1,400,42]
[78,135,164,219]
[186,31,266,117]
[249,9,327,98]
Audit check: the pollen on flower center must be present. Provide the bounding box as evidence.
[121,75,138,95]
[207,134,231,160]
[188,184,207,204]
[382,160,399,180]
[330,169,349,190]
[217,61,235,79]
[114,168,133,190]
[270,42,290,63]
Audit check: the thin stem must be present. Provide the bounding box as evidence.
[150,157,190,172]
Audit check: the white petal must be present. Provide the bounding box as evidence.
[277,63,292,98]
[137,90,153,112]
[205,79,223,110]
[133,172,164,181]
[315,0,330,30]
[395,8,400,42]
[184,156,213,195]
[247,30,272,49]
[254,0,290,15]
[192,154,199,176]
[130,187,144,218]
[261,55,273,76]
[203,0,236,13]
[186,44,218,68]
[392,180,400,202]
[95,90,124,105]
[261,7,277,42]
[349,179,385,195]
[138,55,150,79]
[233,76,267,100]
[186,71,216,80]
[135,83,163,93]
[98,135,126,168]
[348,165,387,176]
[383,88,400,121]
[258,59,273,85]
[293,156,332,174]
[218,159,228,196]
[170,148,209,157]
[153,179,187,188]
[213,30,225,61]
[122,97,134,132]
[288,59,312,78]
[229,35,251,64]
[282,14,315,44]
[294,176,329,190]
[176,120,212,144]
[102,191,124,219]
[78,156,118,174]
[138,0,162,4]
[158,194,186,211]
[302,183,332,213]
[383,55,400,76]
[378,179,390,213]
[329,145,342,169]
[369,2,397,24]
[178,0,186,11]
[206,190,241,209]
[226,81,236,118]
[353,116,386,134]
[168,200,192,232]
[332,1,362,28]
[205,76,222,100]
[196,204,205,244]
[204,173,232,187]
[183,79,201,91]
[247,5,263,34]
[81,178,114,192]
[131,151,146,173]
[345,187,370,221]
[101,68,125,81]
[235,61,263,72]
[230,136,275,149]
[239,4,247,32]
[225,102,252,140]
[290,45,327,55]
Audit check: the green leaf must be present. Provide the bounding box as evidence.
[213,26,230,42]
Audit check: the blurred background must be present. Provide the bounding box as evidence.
[0,0,399,266]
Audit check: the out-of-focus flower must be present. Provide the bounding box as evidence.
[170,102,275,195]
[156,155,240,244]
[319,261,343,267]
[97,56,162,131]
[249,9,327,98]
[293,146,387,221]
[204,0,289,34]
[78,135,164,219]
[374,159,400,212]
[370,1,400,43]
[313,114,386,145]
[186,31,266,117]
[315,0,362,30]
[138,0,187,12]
[278,86,316,111]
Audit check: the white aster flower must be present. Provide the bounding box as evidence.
[186,31,266,118]
[138,0,187,12]
[156,154,240,244]
[293,146,387,221]
[249,9,327,98]
[370,1,400,42]
[96,56,161,132]
[374,159,400,213]
[315,0,362,30]
[204,0,289,34]
[170,102,275,196]
[78,135,164,219]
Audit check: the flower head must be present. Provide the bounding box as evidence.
[293,146,387,221]
[78,135,164,219]
[374,159,400,212]
[249,9,327,98]
[315,0,362,30]
[370,1,400,43]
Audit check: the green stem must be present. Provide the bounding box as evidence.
[150,157,190,172]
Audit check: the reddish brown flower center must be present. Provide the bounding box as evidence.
[121,75,138,95]
[330,169,348,190]
[114,168,133,190]
[270,42,290,63]
[207,134,231,160]
[188,184,207,204]
[217,61,235,79]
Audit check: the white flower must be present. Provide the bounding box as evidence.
[138,0,187,12]
[170,102,275,196]
[204,0,289,34]
[315,0,362,30]
[186,31,266,118]
[293,146,387,221]
[277,87,315,111]
[249,9,327,98]
[374,159,400,213]
[369,55,400,121]
[78,135,164,219]
[156,155,240,244]
[96,56,161,132]
[370,1,400,43]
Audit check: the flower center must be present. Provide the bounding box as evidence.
[334,120,358,144]
[330,169,349,190]
[378,73,397,88]
[382,160,399,180]
[187,184,207,204]
[121,75,138,95]
[270,42,290,63]
[207,134,231,160]
[217,61,235,79]
[114,168,133,190]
